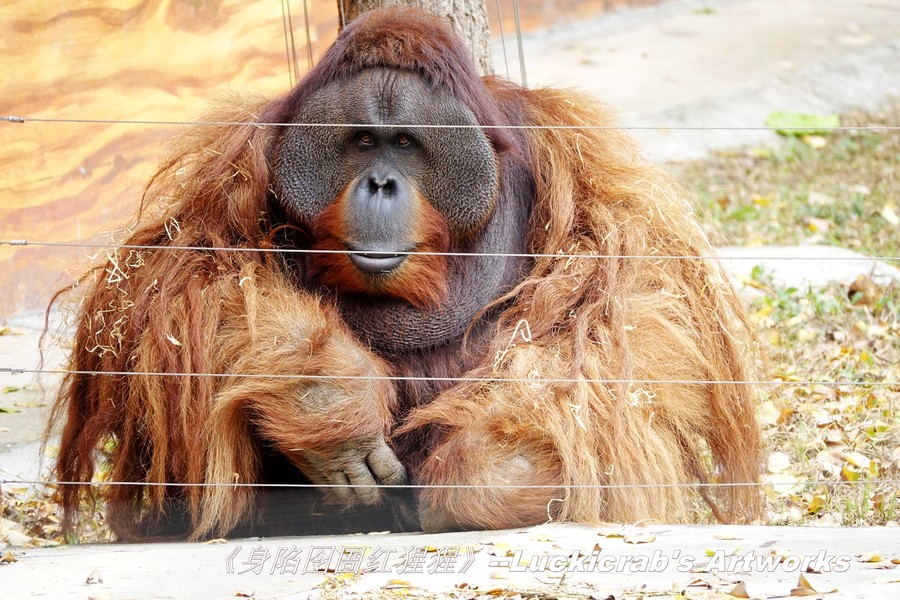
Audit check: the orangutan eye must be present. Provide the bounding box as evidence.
[357,132,374,146]
[395,134,411,147]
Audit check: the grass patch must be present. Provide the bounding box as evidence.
[681,101,900,525]
[682,102,899,258]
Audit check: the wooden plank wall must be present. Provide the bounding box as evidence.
[0,0,654,318]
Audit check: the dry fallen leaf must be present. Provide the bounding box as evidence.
[86,569,103,584]
[842,466,861,482]
[4,530,32,547]
[790,573,837,596]
[768,507,804,524]
[623,532,656,544]
[848,276,882,308]
[485,541,515,557]
[767,451,792,474]
[844,451,873,470]
[31,537,59,548]
[727,581,750,598]
[764,473,804,497]
[858,552,883,563]
[881,203,900,226]
[768,548,795,563]
[806,494,827,514]
[758,400,782,427]
[597,527,625,538]
[813,512,843,527]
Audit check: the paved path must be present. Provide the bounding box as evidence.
[510,0,900,161]
[5,524,900,598]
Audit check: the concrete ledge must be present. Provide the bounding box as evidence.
[3,523,899,598]
[719,245,900,289]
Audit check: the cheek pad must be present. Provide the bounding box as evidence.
[275,127,350,224]
[400,94,500,235]
[419,126,499,235]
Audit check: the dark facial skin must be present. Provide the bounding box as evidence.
[275,69,532,352]
[343,132,421,273]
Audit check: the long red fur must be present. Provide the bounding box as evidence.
[404,82,763,529]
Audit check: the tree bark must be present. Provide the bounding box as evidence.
[337,0,494,75]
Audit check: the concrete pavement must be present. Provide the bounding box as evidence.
[509,0,900,161]
[4,523,900,599]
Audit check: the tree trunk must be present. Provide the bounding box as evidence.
[337,0,494,75]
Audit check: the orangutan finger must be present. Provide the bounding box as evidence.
[327,470,353,502]
[367,441,408,486]
[344,460,380,505]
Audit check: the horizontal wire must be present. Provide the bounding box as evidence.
[2,239,898,263]
[3,478,898,490]
[3,115,898,131]
[2,367,897,387]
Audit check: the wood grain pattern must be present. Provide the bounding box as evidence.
[0,0,339,317]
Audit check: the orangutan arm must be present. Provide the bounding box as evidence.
[203,265,407,513]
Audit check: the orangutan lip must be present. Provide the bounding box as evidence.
[346,245,414,274]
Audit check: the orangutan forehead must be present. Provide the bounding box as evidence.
[313,69,481,128]
[358,69,413,122]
